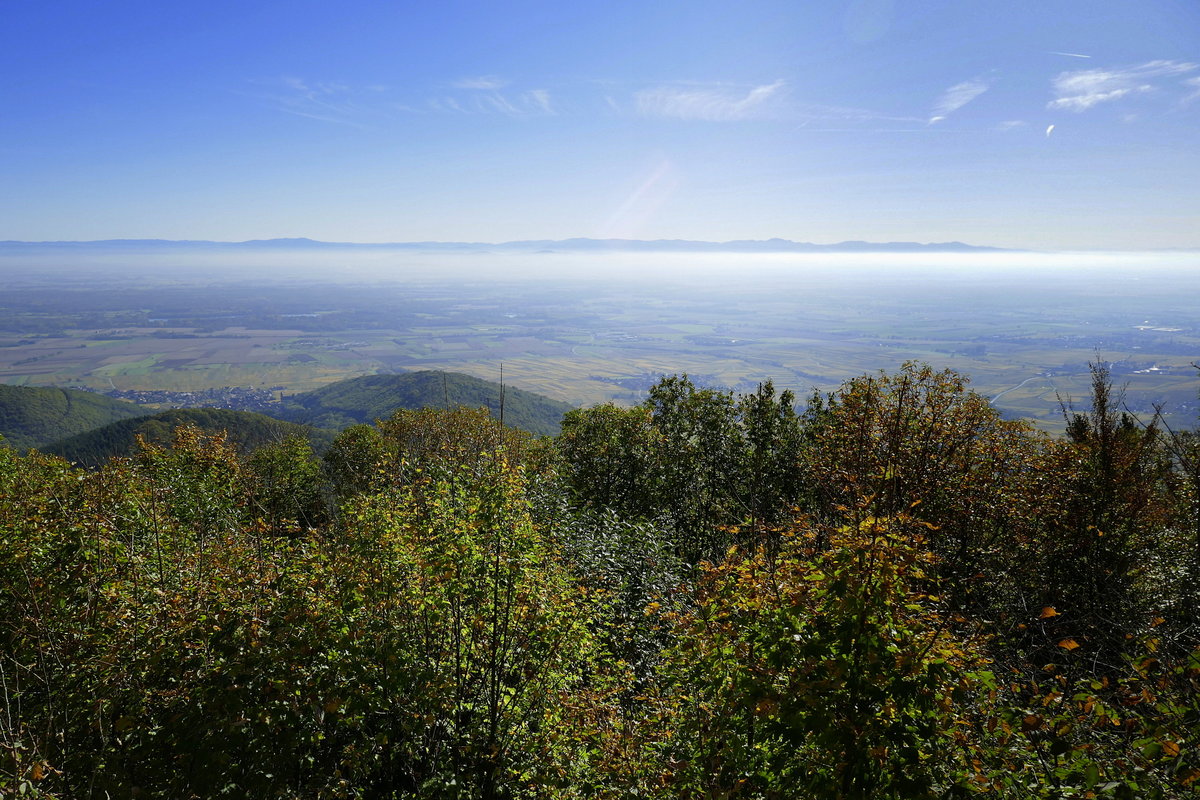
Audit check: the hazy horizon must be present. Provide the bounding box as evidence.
[4,246,1199,285]
[3,234,1200,254]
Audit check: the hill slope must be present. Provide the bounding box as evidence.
[44,408,333,467]
[0,384,149,451]
[279,371,574,436]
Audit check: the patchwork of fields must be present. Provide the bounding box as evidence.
[2,250,1199,431]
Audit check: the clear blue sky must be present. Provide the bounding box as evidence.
[2,0,1197,249]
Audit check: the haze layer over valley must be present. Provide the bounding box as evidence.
[2,244,1196,431]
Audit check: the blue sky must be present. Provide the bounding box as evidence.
[1,0,1197,249]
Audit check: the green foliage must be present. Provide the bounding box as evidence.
[324,460,606,797]
[804,362,1042,614]
[279,370,574,436]
[1,434,605,798]
[560,376,807,562]
[0,383,148,451]
[248,434,329,532]
[323,406,542,502]
[43,406,332,468]
[558,403,661,518]
[3,361,1200,798]
[1046,362,1179,651]
[650,514,989,800]
[554,507,683,686]
[323,422,396,498]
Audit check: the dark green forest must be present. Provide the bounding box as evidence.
[278,371,575,436]
[42,408,336,468]
[0,371,571,467]
[0,385,148,451]
[2,363,1199,798]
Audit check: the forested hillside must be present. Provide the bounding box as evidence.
[277,370,574,435]
[2,362,1198,798]
[42,407,335,468]
[0,384,148,451]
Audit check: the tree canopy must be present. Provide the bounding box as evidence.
[2,363,1199,798]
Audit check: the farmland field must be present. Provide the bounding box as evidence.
[2,248,1198,431]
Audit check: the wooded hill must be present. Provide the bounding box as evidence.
[0,384,147,450]
[2,362,1198,799]
[276,370,575,436]
[42,407,336,468]
[1,371,573,465]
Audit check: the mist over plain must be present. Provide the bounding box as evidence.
[4,246,1198,286]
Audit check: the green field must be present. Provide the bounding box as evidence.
[2,252,1199,432]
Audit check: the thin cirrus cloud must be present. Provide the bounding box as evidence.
[635,79,786,121]
[1184,76,1200,104]
[433,85,555,116]
[1048,59,1198,111]
[928,79,989,124]
[793,102,921,125]
[451,75,510,90]
[254,74,554,122]
[251,76,378,127]
[439,76,555,115]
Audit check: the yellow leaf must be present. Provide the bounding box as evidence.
[1040,607,1059,619]
[1058,638,1080,651]
[1163,740,1180,757]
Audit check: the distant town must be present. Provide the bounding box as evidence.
[86,385,283,412]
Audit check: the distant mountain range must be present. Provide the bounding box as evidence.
[0,237,1014,253]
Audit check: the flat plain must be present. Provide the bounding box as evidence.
[2,248,1198,432]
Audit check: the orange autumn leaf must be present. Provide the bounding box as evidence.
[1058,638,1080,651]
[1040,607,1059,619]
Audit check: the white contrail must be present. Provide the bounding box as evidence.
[1050,51,1092,59]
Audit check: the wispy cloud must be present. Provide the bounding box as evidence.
[635,80,785,121]
[432,87,555,116]
[249,77,376,127]
[929,79,989,123]
[451,75,509,90]
[440,76,555,116]
[525,89,553,114]
[250,74,554,124]
[793,102,922,125]
[1048,59,1198,111]
[998,120,1027,131]
[1183,75,1200,105]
